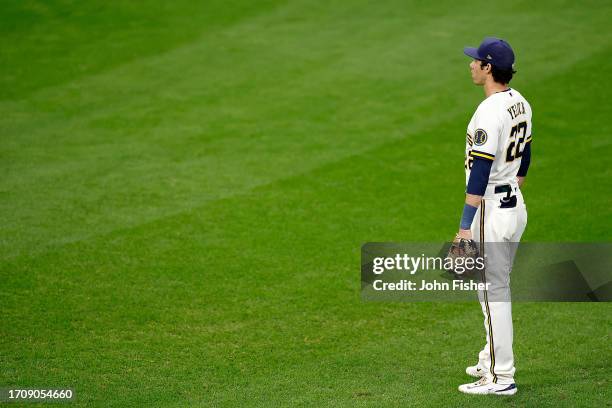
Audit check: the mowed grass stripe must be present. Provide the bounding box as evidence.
[0,0,285,101]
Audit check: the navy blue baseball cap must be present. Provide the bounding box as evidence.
[464,37,515,70]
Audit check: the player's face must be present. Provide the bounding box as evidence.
[469,59,487,85]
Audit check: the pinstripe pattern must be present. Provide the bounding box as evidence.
[480,200,498,383]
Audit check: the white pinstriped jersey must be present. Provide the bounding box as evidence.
[465,88,532,186]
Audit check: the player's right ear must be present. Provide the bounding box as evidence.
[480,61,491,73]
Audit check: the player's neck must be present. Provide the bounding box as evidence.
[483,80,509,98]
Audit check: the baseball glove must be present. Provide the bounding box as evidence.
[445,236,480,276]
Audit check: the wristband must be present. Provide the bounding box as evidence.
[460,203,478,230]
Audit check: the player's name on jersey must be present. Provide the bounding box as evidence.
[506,101,526,120]
[372,279,490,291]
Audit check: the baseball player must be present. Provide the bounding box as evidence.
[454,37,532,395]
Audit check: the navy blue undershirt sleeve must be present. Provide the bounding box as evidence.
[517,142,531,177]
[466,158,493,196]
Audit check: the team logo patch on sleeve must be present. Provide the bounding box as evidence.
[474,129,488,146]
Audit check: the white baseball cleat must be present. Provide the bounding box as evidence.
[465,364,488,378]
[458,376,517,395]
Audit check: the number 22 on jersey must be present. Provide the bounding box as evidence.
[506,121,528,162]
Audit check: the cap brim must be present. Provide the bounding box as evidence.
[463,47,481,60]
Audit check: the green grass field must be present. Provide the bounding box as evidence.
[1,0,611,406]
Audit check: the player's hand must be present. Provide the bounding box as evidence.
[455,229,472,240]
[446,232,479,276]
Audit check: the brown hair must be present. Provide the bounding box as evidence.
[480,60,516,84]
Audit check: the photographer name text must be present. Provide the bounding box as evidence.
[372,279,490,291]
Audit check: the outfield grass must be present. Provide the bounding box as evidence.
[1,0,611,406]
